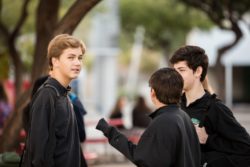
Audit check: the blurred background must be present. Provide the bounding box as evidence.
[0,0,250,166]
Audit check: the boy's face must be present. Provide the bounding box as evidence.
[53,47,83,82]
[173,61,195,92]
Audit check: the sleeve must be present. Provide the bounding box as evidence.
[29,89,56,167]
[96,118,172,166]
[108,127,138,162]
[205,101,250,154]
[96,118,137,162]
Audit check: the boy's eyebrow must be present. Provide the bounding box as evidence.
[176,67,186,69]
[67,53,76,56]
[67,53,83,57]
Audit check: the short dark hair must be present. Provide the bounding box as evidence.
[170,45,208,82]
[149,68,183,104]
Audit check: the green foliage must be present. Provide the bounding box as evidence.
[178,0,250,26]
[1,0,23,30]
[139,49,160,73]
[0,0,36,33]
[23,1,38,33]
[120,0,213,51]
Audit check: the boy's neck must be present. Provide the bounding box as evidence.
[153,99,167,109]
[155,103,167,110]
[51,73,71,88]
[185,82,205,106]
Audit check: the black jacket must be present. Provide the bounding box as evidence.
[22,78,84,167]
[97,104,201,167]
[181,92,250,164]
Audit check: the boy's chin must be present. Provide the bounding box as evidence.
[70,74,79,80]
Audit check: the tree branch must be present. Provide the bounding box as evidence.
[180,0,225,28]
[216,20,243,66]
[11,0,31,41]
[0,20,9,41]
[54,0,102,35]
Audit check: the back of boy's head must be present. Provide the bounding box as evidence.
[47,34,86,70]
[170,45,208,82]
[149,68,183,104]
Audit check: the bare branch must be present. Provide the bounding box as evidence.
[180,0,225,28]
[216,21,243,66]
[54,0,102,35]
[0,20,9,40]
[11,0,31,40]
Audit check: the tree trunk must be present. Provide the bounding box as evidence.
[31,0,60,83]
[8,41,24,101]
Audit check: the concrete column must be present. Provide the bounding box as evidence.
[225,64,233,108]
[89,0,120,116]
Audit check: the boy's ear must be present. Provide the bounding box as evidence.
[52,57,59,68]
[195,66,203,79]
[150,88,158,105]
[150,88,156,98]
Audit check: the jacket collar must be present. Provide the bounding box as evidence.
[45,77,71,96]
[181,91,216,108]
[149,104,179,119]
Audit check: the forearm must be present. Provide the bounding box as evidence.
[96,118,137,162]
[108,127,137,161]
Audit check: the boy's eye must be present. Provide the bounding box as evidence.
[177,68,186,72]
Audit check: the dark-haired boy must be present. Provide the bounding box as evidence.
[170,45,250,167]
[96,68,200,167]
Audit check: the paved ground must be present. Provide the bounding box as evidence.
[232,104,250,133]
[86,104,250,167]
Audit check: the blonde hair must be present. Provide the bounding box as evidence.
[47,34,86,70]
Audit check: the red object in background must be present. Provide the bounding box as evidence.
[19,129,27,138]
[3,79,31,107]
[3,80,15,107]
[22,79,31,90]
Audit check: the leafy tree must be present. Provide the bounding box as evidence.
[0,0,101,152]
[178,0,250,98]
[120,0,213,63]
